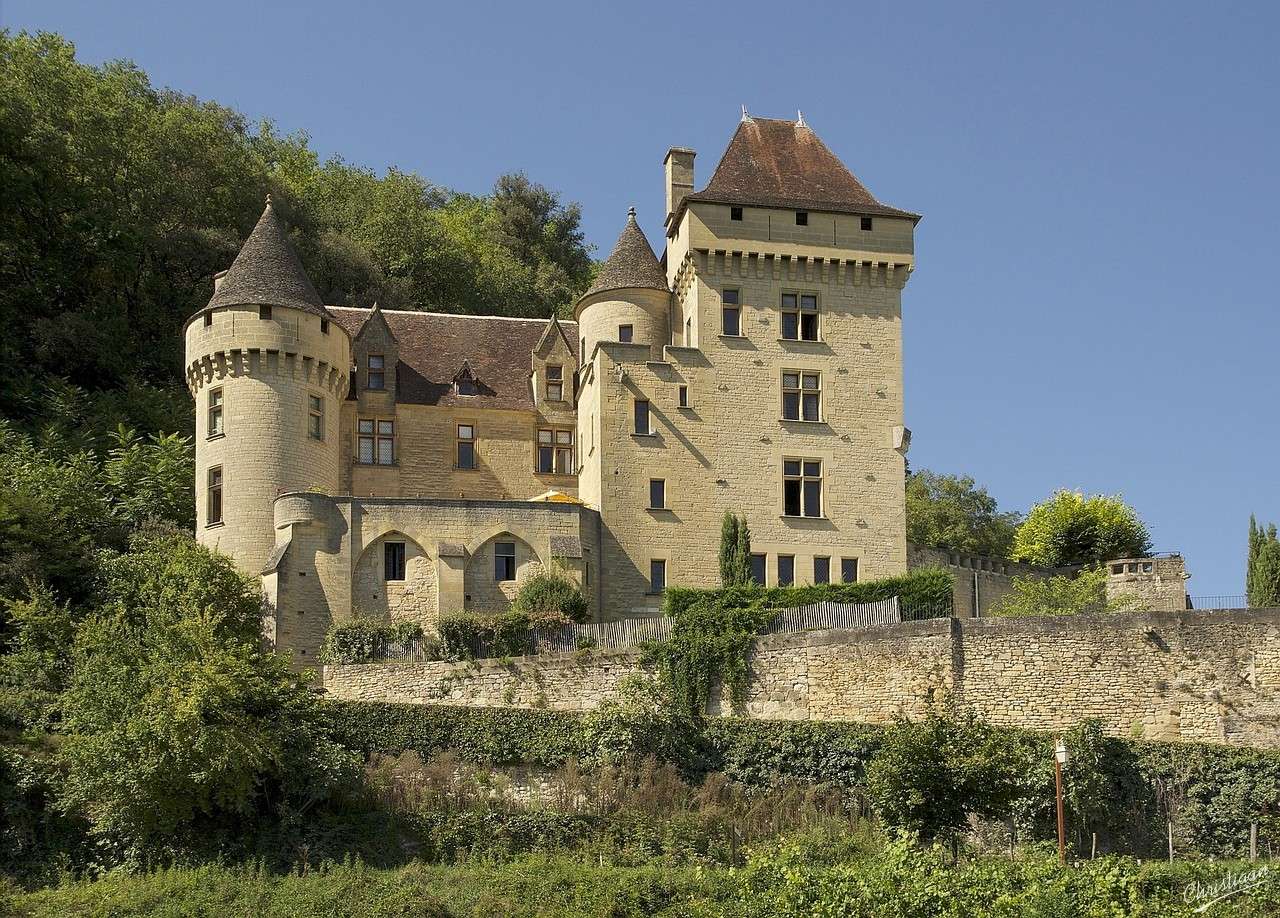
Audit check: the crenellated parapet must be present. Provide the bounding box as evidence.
[695,248,913,290]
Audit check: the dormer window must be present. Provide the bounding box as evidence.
[457,378,477,396]
[367,355,385,390]
[545,365,563,401]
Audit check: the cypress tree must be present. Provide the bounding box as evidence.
[734,514,754,586]
[719,512,740,587]
[1249,518,1280,608]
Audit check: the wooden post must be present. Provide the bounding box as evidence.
[1091,832,1097,860]
[1055,756,1066,865]
[1167,819,1175,863]
[1251,821,1258,861]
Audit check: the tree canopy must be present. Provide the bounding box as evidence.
[1010,490,1150,568]
[905,470,1021,559]
[1248,516,1280,608]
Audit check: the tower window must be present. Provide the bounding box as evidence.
[259,305,272,320]
[634,399,651,435]
[649,559,667,593]
[795,211,808,226]
[207,388,224,438]
[537,428,574,474]
[204,312,213,328]
[814,556,831,584]
[783,458,823,518]
[308,394,324,440]
[860,217,873,231]
[495,541,516,581]
[456,424,475,469]
[678,385,689,408]
[782,371,821,421]
[730,206,743,221]
[367,355,385,390]
[618,324,633,343]
[649,479,666,510]
[206,466,223,526]
[778,555,795,587]
[321,318,330,334]
[841,558,859,583]
[722,288,741,336]
[384,542,406,582]
[781,293,820,341]
[545,364,563,401]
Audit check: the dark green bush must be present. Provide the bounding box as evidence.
[510,570,589,624]
[438,609,534,659]
[317,617,426,664]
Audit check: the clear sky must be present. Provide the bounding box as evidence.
[4,0,1278,596]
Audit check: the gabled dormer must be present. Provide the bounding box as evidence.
[532,315,578,409]
[353,302,399,403]
[452,359,480,397]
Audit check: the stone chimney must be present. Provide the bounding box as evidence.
[212,268,229,293]
[664,147,695,223]
[1105,554,1190,612]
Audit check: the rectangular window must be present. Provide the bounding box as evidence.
[778,555,794,587]
[685,317,692,345]
[204,312,212,327]
[321,318,330,334]
[795,211,808,226]
[650,559,667,593]
[207,466,223,525]
[814,556,831,584]
[367,355,386,391]
[384,542,406,582]
[358,419,394,464]
[678,385,689,408]
[841,558,859,583]
[750,553,766,586]
[634,399,650,435]
[860,217,873,231]
[308,394,323,440]
[782,371,821,421]
[495,541,516,581]
[783,459,823,518]
[730,206,743,221]
[618,324,633,343]
[537,428,574,474]
[456,423,475,469]
[207,388,224,438]
[781,293,819,341]
[357,419,374,464]
[722,288,741,336]
[377,420,395,464]
[259,305,272,320]
[649,479,665,509]
[545,365,563,401]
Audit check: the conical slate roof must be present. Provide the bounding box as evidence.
[201,198,329,318]
[684,116,919,221]
[582,208,668,298]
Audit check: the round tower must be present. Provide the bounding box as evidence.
[183,198,351,577]
[575,207,670,359]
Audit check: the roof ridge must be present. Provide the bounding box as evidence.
[328,306,577,324]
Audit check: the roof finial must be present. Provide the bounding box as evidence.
[796,110,806,127]
[265,193,273,205]
[627,205,636,218]
[741,104,751,122]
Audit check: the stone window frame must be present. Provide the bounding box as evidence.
[633,399,652,436]
[750,553,766,586]
[648,478,666,510]
[366,354,386,391]
[494,541,517,582]
[259,305,272,321]
[456,422,477,470]
[321,318,330,334]
[860,216,874,232]
[536,427,574,475]
[781,369,822,422]
[307,392,324,441]
[618,324,634,343]
[206,465,223,527]
[795,210,809,226]
[207,387,224,439]
[678,384,690,409]
[649,558,667,594]
[730,205,743,221]
[356,417,396,465]
[721,287,743,337]
[777,554,795,587]
[544,364,564,402]
[814,555,831,584]
[204,312,213,328]
[841,557,859,583]
[780,291,820,342]
[383,541,406,582]
[782,457,823,518]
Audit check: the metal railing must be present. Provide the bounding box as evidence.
[1188,595,1249,610]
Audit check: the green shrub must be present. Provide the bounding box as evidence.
[438,609,534,659]
[510,570,589,624]
[317,616,426,664]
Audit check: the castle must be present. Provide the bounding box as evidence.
[183,113,924,662]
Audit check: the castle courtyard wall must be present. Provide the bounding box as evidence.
[323,608,1280,748]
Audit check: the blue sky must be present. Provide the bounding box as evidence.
[5,0,1278,596]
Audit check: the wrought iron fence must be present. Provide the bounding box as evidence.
[1187,595,1249,610]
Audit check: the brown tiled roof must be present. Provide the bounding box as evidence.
[682,117,919,222]
[582,208,669,298]
[329,307,577,411]
[198,199,331,320]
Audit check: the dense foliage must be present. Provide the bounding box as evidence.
[906,469,1022,559]
[508,570,589,624]
[0,31,594,442]
[717,512,753,587]
[1248,516,1280,608]
[650,569,954,716]
[318,618,428,665]
[987,566,1137,618]
[1012,489,1151,567]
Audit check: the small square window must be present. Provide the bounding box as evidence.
[795,211,808,226]
[634,399,650,435]
[650,559,667,593]
[367,355,385,391]
[384,542,406,582]
[678,385,689,408]
[778,555,794,587]
[722,288,740,305]
[814,556,830,584]
[841,558,859,583]
[204,312,213,327]
[750,553,766,586]
[618,324,633,343]
[860,217,873,231]
[259,305,272,320]
[1141,562,1153,573]
[649,479,666,509]
[730,206,743,221]
[495,541,516,581]
[1111,563,1125,575]
[545,365,563,401]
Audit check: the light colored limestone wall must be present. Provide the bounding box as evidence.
[906,544,1074,618]
[323,609,1280,749]
[1106,555,1190,612]
[463,534,543,613]
[575,288,671,362]
[184,304,349,576]
[685,203,916,258]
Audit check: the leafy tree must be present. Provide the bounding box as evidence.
[905,469,1021,558]
[102,426,195,531]
[1248,516,1280,608]
[1011,490,1150,567]
[55,527,358,855]
[988,567,1138,618]
[0,587,79,731]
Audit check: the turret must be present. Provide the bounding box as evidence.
[574,208,670,361]
[183,198,351,579]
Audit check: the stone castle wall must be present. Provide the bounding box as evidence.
[323,608,1280,748]
[906,544,1077,617]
